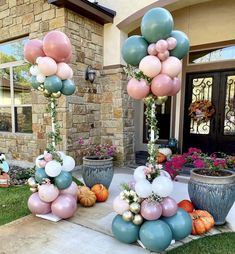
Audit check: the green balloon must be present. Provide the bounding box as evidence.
[54,171,72,190]
[170,30,190,59]
[31,76,40,89]
[35,168,48,184]
[139,220,172,252]
[44,75,62,93]
[162,208,192,240]
[61,79,76,95]
[141,8,174,43]
[112,215,140,244]
[121,35,148,66]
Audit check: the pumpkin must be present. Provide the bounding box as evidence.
[91,184,109,202]
[77,186,90,201]
[0,173,10,188]
[79,189,97,207]
[190,210,215,235]
[158,148,172,158]
[156,152,167,163]
[178,200,194,213]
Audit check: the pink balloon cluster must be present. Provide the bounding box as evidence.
[127,37,182,100]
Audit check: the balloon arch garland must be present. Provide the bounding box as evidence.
[24,31,78,220]
[111,8,193,252]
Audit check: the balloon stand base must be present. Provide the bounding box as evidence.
[36,213,62,222]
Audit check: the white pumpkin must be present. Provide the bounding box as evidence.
[158,148,172,159]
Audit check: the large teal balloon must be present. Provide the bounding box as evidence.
[54,171,72,190]
[170,30,190,59]
[35,168,48,184]
[30,76,40,89]
[162,208,192,240]
[112,215,140,244]
[139,220,172,252]
[44,75,62,93]
[61,79,76,95]
[121,35,148,66]
[141,8,174,43]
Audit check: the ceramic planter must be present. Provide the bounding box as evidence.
[0,173,10,187]
[82,156,114,189]
[188,169,235,225]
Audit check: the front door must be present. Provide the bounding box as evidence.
[183,70,235,154]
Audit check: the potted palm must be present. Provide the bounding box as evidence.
[77,138,117,189]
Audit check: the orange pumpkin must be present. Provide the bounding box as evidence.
[91,184,109,202]
[0,173,10,187]
[190,210,215,235]
[156,152,167,163]
[178,200,194,213]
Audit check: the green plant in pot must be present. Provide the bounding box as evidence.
[77,138,117,189]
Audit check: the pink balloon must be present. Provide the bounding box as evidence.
[157,50,169,61]
[64,52,72,63]
[167,37,177,50]
[127,78,150,100]
[168,77,181,96]
[155,40,168,53]
[38,57,57,76]
[113,196,129,215]
[24,39,45,64]
[139,55,161,78]
[39,184,59,203]
[51,194,77,219]
[56,63,72,80]
[44,153,53,162]
[68,67,73,79]
[161,56,182,78]
[151,74,173,96]
[43,31,72,62]
[28,193,51,214]
[147,43,158,55]
[160,197,178,217]
[39,160,47,168]
[60,181,78,196]
[141,200,162,220]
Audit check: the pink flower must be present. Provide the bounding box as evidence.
[194,159,205,168]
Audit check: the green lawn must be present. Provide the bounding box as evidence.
[0,185,31,226]
[168,232,235,254]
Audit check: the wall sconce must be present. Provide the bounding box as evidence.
[85,65,96,83]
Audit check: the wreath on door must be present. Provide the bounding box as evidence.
[188,99,215,124]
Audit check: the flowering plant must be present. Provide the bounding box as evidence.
[144,163,162,183]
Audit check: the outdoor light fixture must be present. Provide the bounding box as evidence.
[85,65,96,83]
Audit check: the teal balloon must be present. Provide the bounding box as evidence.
[35,168,48,184]
[44,75,62,93]
[162,208,192,240]
[121,35,148,66]
[139,220,172,252]
[61,79,76,95]
[170,30,190,59]
[141,8,174,43]
[112,215,140,244]
[0,161,9,173]
[31,76,40,89]
[54,171,72,190]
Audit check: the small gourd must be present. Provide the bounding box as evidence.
[79,188,96,207]
[91,184,109,202]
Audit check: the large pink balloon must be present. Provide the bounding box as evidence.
[38,184,59,203]
[24,39,45,64]
[64,52,72,64]
[113,196,129,215]
[160,197,178,217]
[60,181,78,197]
[127,78,150,100]
[28,193,51,214]
[38,57,57,76]
[167,37,177,50]
[139,56,161,78]
[56,63,73,80]
[161,56,182,78]
[147,43,157,56]
[151,74,173,96]
[51,194,77,219]
[168,77,181,96]
[43,31,72,62]
[155,39,168,53]
[141,200,162,220]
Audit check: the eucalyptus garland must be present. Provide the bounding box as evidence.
[123,64,152,83]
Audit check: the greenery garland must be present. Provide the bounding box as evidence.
[123,64,152,83]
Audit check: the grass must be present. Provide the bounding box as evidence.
[0,185,31,226]
[168,232,235,254]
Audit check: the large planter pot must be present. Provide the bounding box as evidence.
[0,173,10,187]
[188,169,235,225]
[82,156,114,189]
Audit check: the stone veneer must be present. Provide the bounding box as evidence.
[0,0,134,166]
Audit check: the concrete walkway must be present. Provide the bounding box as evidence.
[0,168,234,254]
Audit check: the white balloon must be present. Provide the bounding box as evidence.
[160,170,171,179]
[35,154,44,168]
[152,176,173,197]
[30,65,39,76]
[36,56,43,64]
[62,156,75,172]
[135,179,152,198]
[36,73,46,83]
[134,165,146,182]
[45,160,62,177]
[57,151,66,160]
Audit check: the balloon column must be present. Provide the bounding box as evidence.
[112,8,191,252]
[24,31,77,220]
[0,153,10,188]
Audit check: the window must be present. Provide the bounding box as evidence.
[0,38,32,133]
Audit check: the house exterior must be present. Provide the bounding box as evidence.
[0,0,234,166]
